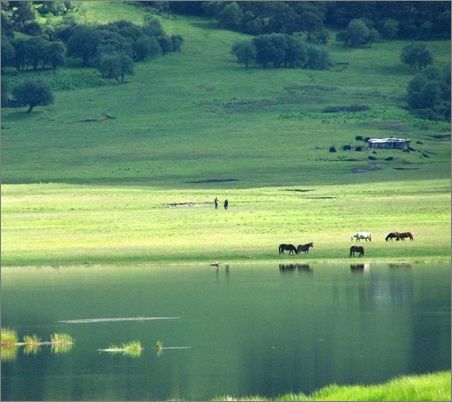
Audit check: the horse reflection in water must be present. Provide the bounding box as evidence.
[350,263,370,272]
[389,263,413,271]
[279,264,312,273]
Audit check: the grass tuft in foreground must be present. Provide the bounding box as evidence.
[99,341,143,358]
[215,371,451,401]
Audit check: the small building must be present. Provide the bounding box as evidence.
[367,137,411,150]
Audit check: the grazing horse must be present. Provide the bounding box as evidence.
[350,245,365,257]
[279,244,297,255]
[385,232,399,241]
[297,242,314,254]
[351,232,371,242]
[397,232,414,241]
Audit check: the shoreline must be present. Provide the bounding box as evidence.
[2,255,450,269]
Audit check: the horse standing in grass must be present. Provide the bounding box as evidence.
[397,232,414,241]
[350,246,365,257]
[351,232,371,242]
[297,242,314,254]
[279,244,297,255]
[385,232,399,241]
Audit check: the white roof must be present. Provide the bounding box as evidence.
[368,138,410,143]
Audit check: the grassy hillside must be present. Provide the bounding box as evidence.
[1,2,450,266]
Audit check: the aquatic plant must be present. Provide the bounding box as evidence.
[50,333,73,345]
[23,334,41,355]
[50,333,74,354]
[1,328,18,348]
[99,341,143,358]
[155,340,163,351]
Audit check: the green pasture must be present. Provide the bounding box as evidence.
[1,1,450,266]
[216,371,451,401]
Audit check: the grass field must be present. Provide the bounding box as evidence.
[1,1,450,266]
[216,371,451,401]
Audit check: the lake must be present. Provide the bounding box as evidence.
[1,263,450,400]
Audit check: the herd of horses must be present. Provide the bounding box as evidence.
[279,231,414,258]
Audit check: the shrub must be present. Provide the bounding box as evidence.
[323,105,370,113]
[355,135,363,141]
[355,146,363,151]
[329,146,337,153]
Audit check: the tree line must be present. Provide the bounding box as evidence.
[231,34,331,70]
[150,1,450,42]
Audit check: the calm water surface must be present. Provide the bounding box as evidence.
[1,263,450,400]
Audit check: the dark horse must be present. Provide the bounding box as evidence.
[279,244,297,255]
[297,242,314,254]
[397,232,414,241]
[385,232,399,241]
[350,245,364,257]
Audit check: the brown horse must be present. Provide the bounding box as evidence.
[350,245,364,257]
[385,232,399,241]
[297,242,314,254]
[397,232,414,241]
[279,244,297,255]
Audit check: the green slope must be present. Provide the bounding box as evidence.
[1,2,450,266]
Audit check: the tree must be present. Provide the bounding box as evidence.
[406,66,450,120]
[300,10,324,41]
[97,52,134,83]
[379,18,399,39]
[12,79,54,113]
[218,2,243,29]
[67,25,100,66]
[45,42,65,71]
[231,41,256,69]
[1,78,9,107]
[158,34,172,55]
[23,37,48,70]
[134,34,160,60]
[143,15,164,36]
[401,43,433,71]
[1,36,15,70]
[1,12,14,38]
[11,2,35,30]
[171,34,184,52]
[336,18,378,47]
[305,45,331,70]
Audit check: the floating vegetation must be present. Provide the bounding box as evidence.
[58,316,180,324]
[98,341,143,358]
[50,333,74,354]
[155,341,163,352]
[23,335,41,355]
[1,328,18,348]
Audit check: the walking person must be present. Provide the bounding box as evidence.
[224,199,229,210]
[214,197,219,209]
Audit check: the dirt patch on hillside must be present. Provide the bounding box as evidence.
[185,178,239,184]
[165,202,212,208]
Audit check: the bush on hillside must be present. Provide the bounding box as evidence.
[336,18,379,47]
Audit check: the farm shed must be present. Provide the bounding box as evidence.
[367,137,411,150]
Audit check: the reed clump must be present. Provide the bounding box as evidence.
[50,332,74,354]
[99,341,143,358]
[23,334,41,354]
[1,328,18,348]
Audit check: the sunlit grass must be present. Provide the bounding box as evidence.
[50,333,74,354]
[216,371,451,401]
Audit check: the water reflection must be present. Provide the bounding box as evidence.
[350,263,370,273]
[279,264,312,273]
[389,263,413,271]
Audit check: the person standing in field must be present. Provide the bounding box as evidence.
[214,197,219,209]
[224,199,229,210]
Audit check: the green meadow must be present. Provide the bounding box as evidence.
[1,1,450,267]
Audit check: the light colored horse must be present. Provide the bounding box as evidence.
[351,232,372,242]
